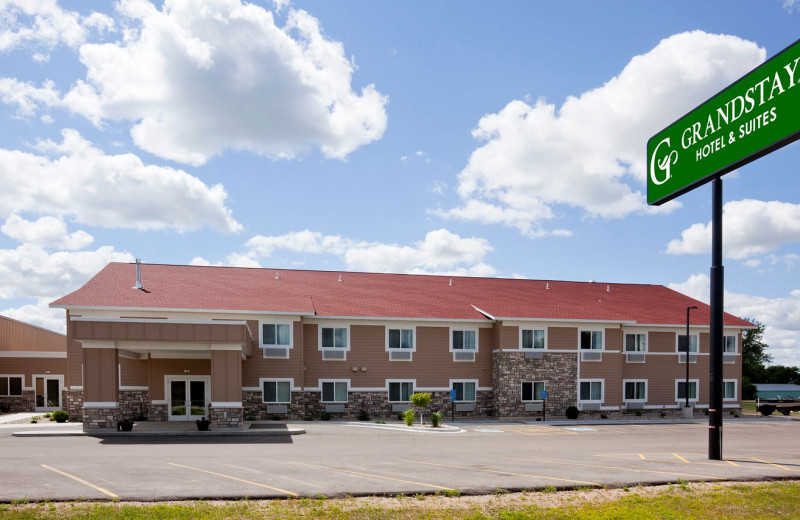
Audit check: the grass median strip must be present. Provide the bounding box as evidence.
[168,463,298,497]
[40,464,119,499]
[290,461,456,492]
[504,457,726,481]
[399,459,603,488]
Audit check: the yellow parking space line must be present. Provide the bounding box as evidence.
[291,462,455,491]
[169,463,298,496]
[400,459,602,488]
[504,457,726,481]
[749,458,799,472]
[41,464,119,499]
[639,454,646,460]
[672,453,690,463]
[495,425,576,435]
[724,460,739,466]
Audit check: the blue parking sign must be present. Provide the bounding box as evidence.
[541,390,547,399]
[450,389,456,401]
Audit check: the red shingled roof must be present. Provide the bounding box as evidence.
[50,262,753,327]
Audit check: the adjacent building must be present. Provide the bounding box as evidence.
[49,261,752,430]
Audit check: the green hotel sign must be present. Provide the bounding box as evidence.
[648,38,800,205]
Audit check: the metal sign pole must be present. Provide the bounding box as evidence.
[709,177,724,460]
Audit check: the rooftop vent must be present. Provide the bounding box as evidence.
[132,259,143,290]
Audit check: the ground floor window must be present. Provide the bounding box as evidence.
[624,380,647,401]
[388,381,414,402]
[579,380,603,402]
[262,380,291,403]
[0,376,22,396]
[452,381,476,401]
[521,381,545,401]
[723,380,737,400]
[321,381,348,403]
[676,380,698,401]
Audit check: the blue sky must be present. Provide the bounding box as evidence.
[0,1,799,365]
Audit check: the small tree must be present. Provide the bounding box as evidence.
[409,392,431,426]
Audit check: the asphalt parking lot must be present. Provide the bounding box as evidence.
[2,418,799,501]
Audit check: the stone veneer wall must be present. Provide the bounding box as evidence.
[83,406,119,429]
[243,390,493,420]
[0,392,34,413]
[118,390,149,420]
[63,389,83,420]
[493,351,578,419]
[208,406,243,428]
[148,403,168,422]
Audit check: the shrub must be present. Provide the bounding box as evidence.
[0,404,11,413]
[357,409,370,421]
[759,404,775,416]
[565,406,579,420]
[409,392,432,408]
[51,410,69,423]
[303,415,314,421]
[430,411,442,428]
[397,412,405,421]
[403,408,415,426]
[635,409,643,417]
[320,411,332,421]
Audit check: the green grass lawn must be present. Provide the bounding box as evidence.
[2,480,799,519]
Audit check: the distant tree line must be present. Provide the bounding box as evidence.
[742,320,800,400]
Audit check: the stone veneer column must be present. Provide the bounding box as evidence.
[208,405,243,428]
[492,351,578,418]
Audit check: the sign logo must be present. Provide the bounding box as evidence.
[649,137,678,186]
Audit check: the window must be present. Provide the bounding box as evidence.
[262,380,291,403]
[521,381,545,401]
[677,334,698,353]
[580,330,603,350]
[262,323,291,347]
[321,381,348,403]
[321,327,348,349]
[389,381,414,402]
[723,380,737,400]
[624,381,647,401]
[0,376,23,396]
[388,329,414,349]
[676,381,698,400]
[723,335,737,353]
[579,380,603,401]
[625,334,647,352]
[521,329,546,349]
[452,330,476,350]
[452,381,476,402]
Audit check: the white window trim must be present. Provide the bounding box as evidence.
[260,377,294,404]
[520,380,546,402]
[675,378,700,402]
[623,332,648,353]
[318,323,351,351]
[723,379,738,401]
[385,326,417,352]
[449,328,479,352]
[520,328,547,350]
[675,333,699,353]
[320,379,349,403]
[622,379,648,402]
[449,379,478,402]
[259,320,294,349]
[386,379,416,402]
[723,335,738,354]
[579,329,604,351]
[0,374,24,396]
[578,379,604,402]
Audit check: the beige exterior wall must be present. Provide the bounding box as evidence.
[148,359,211,401]
[549,327,578,350]
[242,320,303,387]
[72,320,251,347]
[0,357,67,388]
[120,357,148,387]
[0,315,65,352]
[83,347,118,403]
[211,349,242,402]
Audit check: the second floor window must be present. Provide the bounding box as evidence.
[580,330,603,350]
[625,334,646,352]
[388,329,413,349]
[262,323,291,347]
[452,330,476,350]
[522,329,545,349]
[321,327,347,349]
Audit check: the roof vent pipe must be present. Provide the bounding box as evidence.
[275,271,280,280]
[338,273,342,282]
[132,259,143,290]
[449,278,453,286]
[607,285,610,292]
[546,282,550,290]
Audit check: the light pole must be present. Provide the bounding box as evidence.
[685,305,698,408]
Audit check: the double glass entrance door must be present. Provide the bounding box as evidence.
[169,378,208,420]
[35,376,61,411]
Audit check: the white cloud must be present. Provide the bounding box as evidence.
[189,253,261,269]
[2,214,93,250]
[61,0,387,165]
[666,200,800,260]
[0,129,241,232]
[1,299,66,333]
[0,243,132,300]
[0,78,61,118]
[442,31,765,237]
[245,228,496,276]
[669,273,800,367]
[0,0,114,54]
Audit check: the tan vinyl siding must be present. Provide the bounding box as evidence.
[648,331,675,353]
[624,354,709,405]
[119,358,148,387]
[72,321,251,346]
[498,324,519,349]
[549,327,577,350]
[0,357,67,387]
[0,315,65,352]
[211,350,241,402]
[241,320,302,387]
[83,347,118,403]
[605,328,622,351]
[67,314,82,387]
